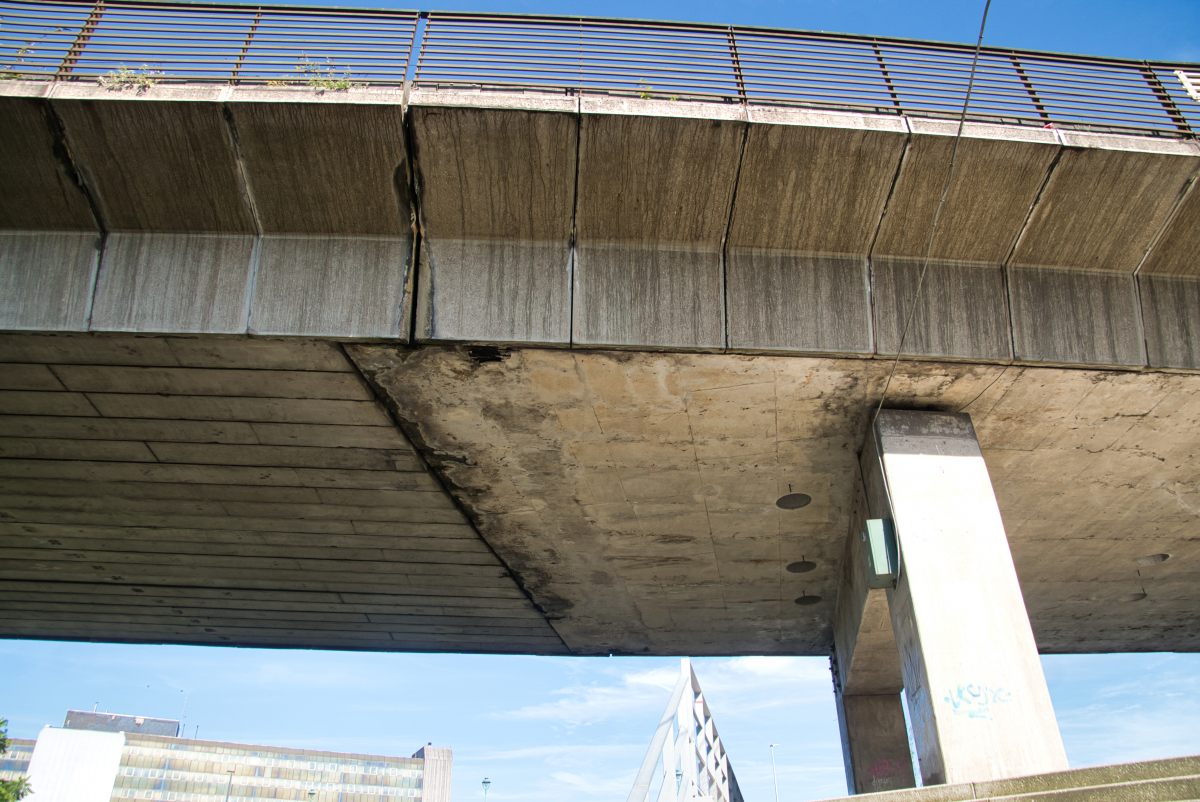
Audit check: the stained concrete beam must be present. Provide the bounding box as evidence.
[726,251,871,355]
[574,99,743,349]
[249,235,412,339]
[409,101,577,345]
[90,233,257,334]
[729,107,907,253]
[1008,267,1145,367]
[1139,181,1200,278]
[1140,274,1200,370]
[228,102,409,235]
[1010,132,1200,272]
[50,93,255,232]
[871,257,1012,361]
[0,232,100,332]
[0,94,96,230]
[871,120,1058,263]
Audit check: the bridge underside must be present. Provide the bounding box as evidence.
[2,79,1199,656]
[1,332,1196,656]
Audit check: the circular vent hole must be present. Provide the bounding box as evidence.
[794,595,822,606]
[786,561,817,574]
[1136,553,1170,565]
[776,493,812,510]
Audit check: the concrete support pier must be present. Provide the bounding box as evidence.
[861,410,1068,786]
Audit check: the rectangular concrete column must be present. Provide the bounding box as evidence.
[863,410,1068,786]
[832,471,916,794]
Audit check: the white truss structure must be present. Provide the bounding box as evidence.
[628,658,743,802]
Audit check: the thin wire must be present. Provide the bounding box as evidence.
[872,0,993,424]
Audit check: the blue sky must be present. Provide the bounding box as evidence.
[3,642,1200,801]
[3,2,1199,801]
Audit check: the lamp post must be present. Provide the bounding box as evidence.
[222,768,235,802]
[482,777,491,801]
[769,744,780,802]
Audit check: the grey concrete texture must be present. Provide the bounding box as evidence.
[871,258,1012,361]
[91,233,257,334]
[2,89,1200,369]
[812,753,1200,802]
[572,244,725,350]
[726,251,871,355]
[0,232,100,332]
[1008,267,1145,367]
[0,333,567,654]
[349,344,1200,656]
[227,102,410,235]
[250,236,413,338]
[1140,274,1200,369]
[0,97,97,230]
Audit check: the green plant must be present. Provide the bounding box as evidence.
[636,79,653,99]
[0,719,32,801]
[0,43,33,79]
[295,55,358,91]
[97,63,163,91]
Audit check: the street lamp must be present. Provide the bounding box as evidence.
[482,777,491,801]
[222,768,235,802]
[769,745,780,802]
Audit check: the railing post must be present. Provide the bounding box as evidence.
[727,27,747,104]
[231,10,262,83]
[873,43,903,112]
[1142,63,1193,135]
[55,0,105,80]
[1011,55,1051,123]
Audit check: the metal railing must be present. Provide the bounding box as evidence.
[1,0,1196,136]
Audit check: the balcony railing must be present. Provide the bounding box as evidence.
[2,0,1196,136]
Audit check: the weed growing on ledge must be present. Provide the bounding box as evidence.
[97,64,163,92]
[296,56,359,91]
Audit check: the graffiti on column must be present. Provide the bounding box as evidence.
[943,684,1012,720]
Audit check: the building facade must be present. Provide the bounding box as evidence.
[2,712,451,802]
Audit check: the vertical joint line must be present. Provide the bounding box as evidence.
[567,96,583,348]
[866,123,911,259]
[401,103,426,344]
[719,117,750,353]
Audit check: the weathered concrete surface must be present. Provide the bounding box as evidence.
[836,693,916,794]
[866,411,1067,785]
[871,121,1059,263]
[409,101,576,345]
[3,86,1200,370]
[0,334,566,654]
[813,753,1200,802]
[0,96,97,230]
[0,232,99,332]
[350,345,1200,655]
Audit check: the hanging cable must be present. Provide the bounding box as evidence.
[872,0,994,423]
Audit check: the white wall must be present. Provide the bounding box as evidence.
[26,728,124,802]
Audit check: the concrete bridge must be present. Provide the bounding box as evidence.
[1,0,1199,793]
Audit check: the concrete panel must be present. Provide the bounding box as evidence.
[26,728,125,802]
[1009,267,1144,366]
[1139,182,1200,277]
[729,114,907,252]
[871,257,1012,361]
[837,694,916,794]
[250,235,412,339]
[411,105,576,241]
[726,250,871,354]
[1010,134,1199,272]
[872,120,1058,262]
[164,338,352,372]
[417,239,571,345]
[229,102,408,235]
[1140,274,1200,370]
[572,243,723,350]
[576,112,742,245]
[51,99,254,232]
[0,96,97,230]
[90,233,256,334]
[0,232,99,332]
